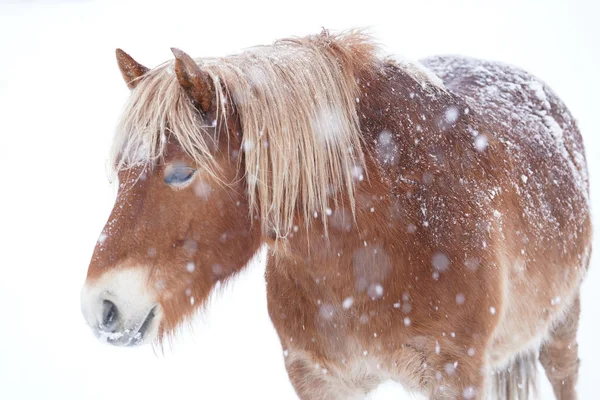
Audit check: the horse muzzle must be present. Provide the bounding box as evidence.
[80,266,161,346]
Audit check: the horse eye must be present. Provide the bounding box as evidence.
[164,167,196,186]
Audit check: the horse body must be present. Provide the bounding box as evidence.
[81,32,591,399]
[423,56,590,366]
[266,53,590,399]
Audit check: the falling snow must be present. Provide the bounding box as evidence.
[342,297,354,309]
[444,106,459,124]
[97,233,107,244]
[3,3,598,400]
[463,386,477,399]
[351,165,364,181]
[474,134,488,152]
[375,130,399,166]
[432,252,450,273]
[193,180,213,200]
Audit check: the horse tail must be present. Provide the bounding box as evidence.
[490,352,537,400]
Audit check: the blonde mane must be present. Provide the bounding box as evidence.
[111,31,380,238]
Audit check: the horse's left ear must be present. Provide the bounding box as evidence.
[171,48,215,115]
[115,49,149,89]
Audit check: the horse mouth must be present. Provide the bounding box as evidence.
[96,305,159,347]
[127,306,158,346]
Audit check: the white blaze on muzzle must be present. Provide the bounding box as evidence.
[81,266,161,346]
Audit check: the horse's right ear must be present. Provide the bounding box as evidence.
[115,49,149,89]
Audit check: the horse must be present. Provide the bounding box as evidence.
[80,30,592,399]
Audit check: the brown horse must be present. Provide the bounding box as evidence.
[80,31,591,399]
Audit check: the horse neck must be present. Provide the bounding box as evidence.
[272,63,458,263]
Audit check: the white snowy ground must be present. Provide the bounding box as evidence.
[0,0,598,399]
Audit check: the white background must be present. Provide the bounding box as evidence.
[0,0,598,398]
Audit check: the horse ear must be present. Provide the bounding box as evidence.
[115,49,149,89]
[171,48,215,115]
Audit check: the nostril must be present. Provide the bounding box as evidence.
[101,300,119,331]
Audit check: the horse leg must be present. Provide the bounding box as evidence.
[428,354,487,400]
[283,349,378,400]
[386,338,487,399]
[539,295,581,400]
